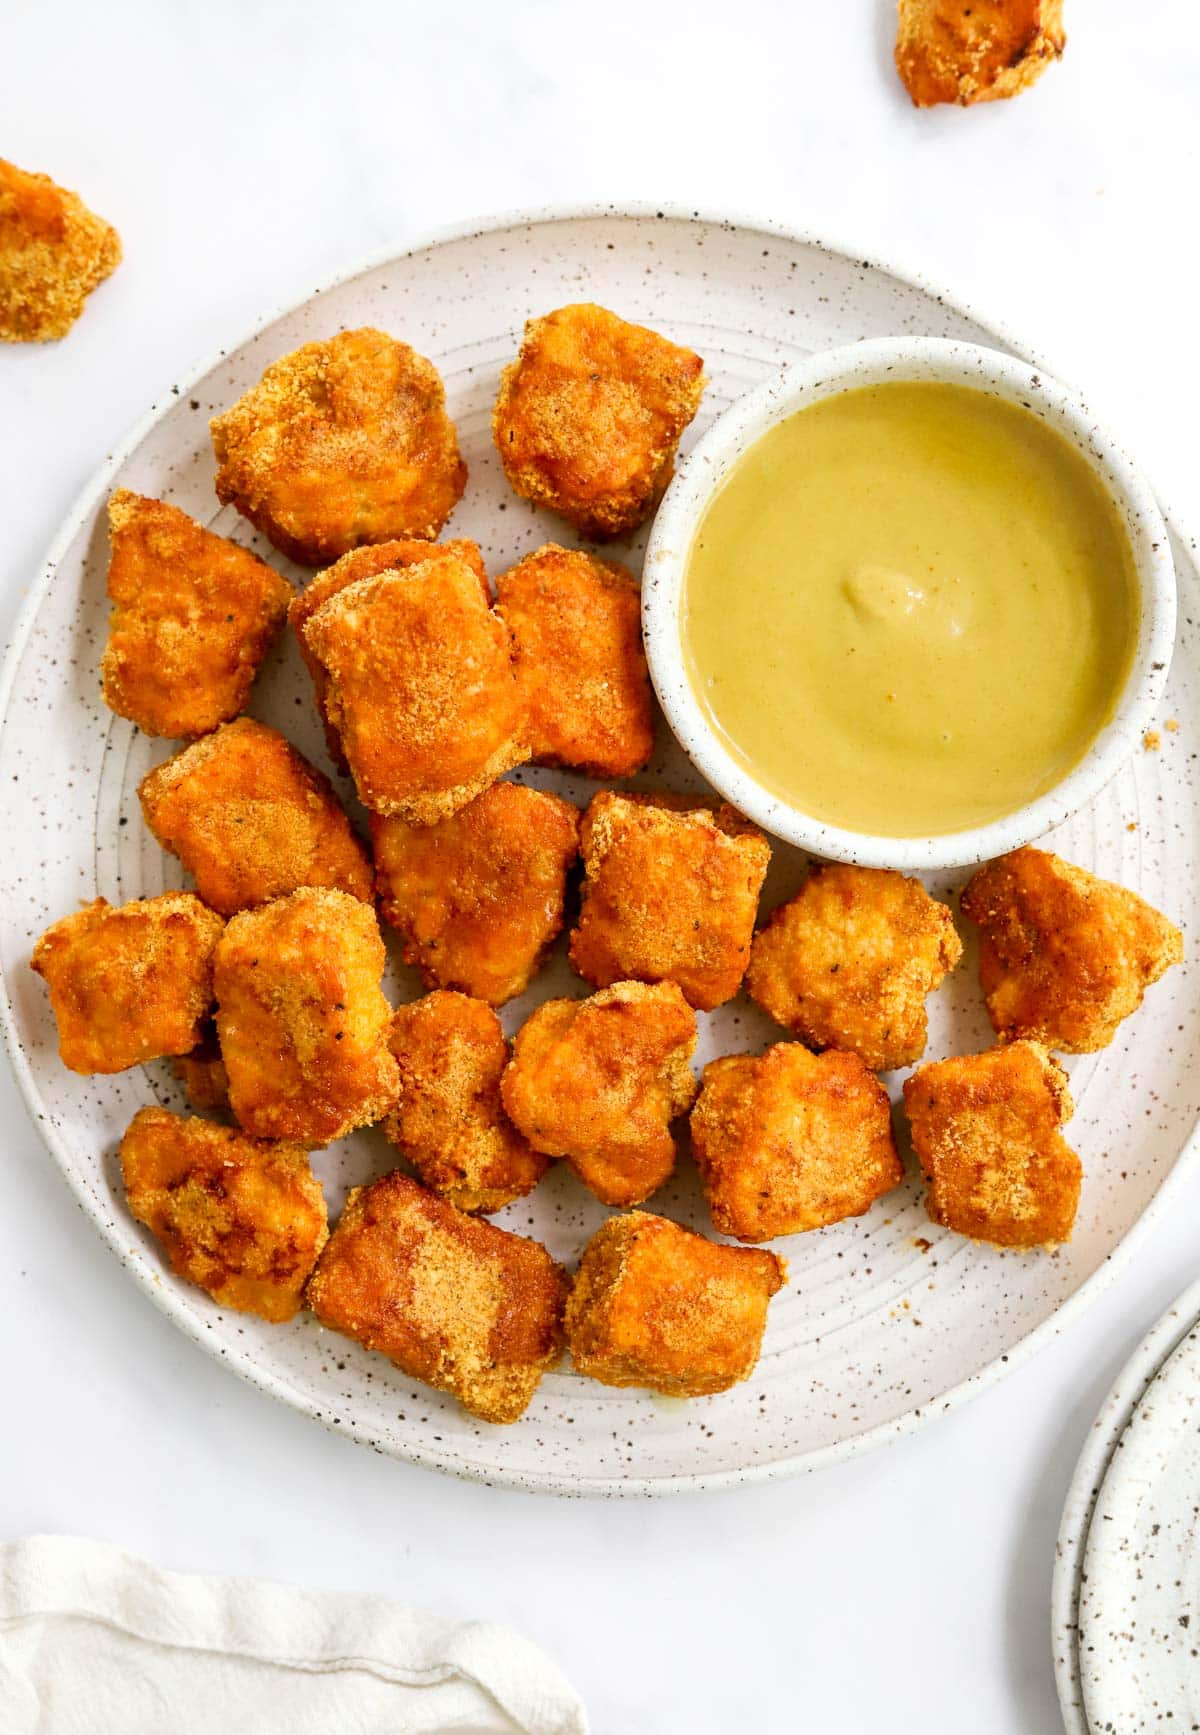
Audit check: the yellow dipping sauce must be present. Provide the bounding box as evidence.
[682,381,1139,838]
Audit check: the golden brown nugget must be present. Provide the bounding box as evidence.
[372,783,580,1006]
[895,0,1064,107]
[384,992,549,1214]
[570,793,771,1012]
[139,717,372,917]
[172,1025,230,1113]
[903,1041,1079,1248]
[495,544,654,778]
[214,887,398,1146]
[302,555,527,823]
[211,328,466,566]
[565,1212,786,1398]
[493,303,705,539]
[961,846,1184,1053]
[0,157,120,342]
[306,1168,567,1424]
[691,1045,904,1242]
[290,538,488,768]
[747,864,962,1073]
[101,491,292,739]
[501,980,697,1207]
[120,1106,327,1322]
[31,893,222,1075]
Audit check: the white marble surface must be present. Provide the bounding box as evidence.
[2,3,1199,1729]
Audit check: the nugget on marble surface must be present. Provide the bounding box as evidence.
[895,0,1064,107]
[0,157,120,341]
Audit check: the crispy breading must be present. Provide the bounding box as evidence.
[172,1024,230,1113]
[31,893,222,1075]
[895,0,1065,107]
[120,1105,327,1322]
[501,980,697,1207]
[903,1040,1080,1247]
[570,793,771,1012]
[565,1212,785,1398]
[301,555,527,823]
[384,992,549,1214]
[492,303,705,539]
[210,328,466,566]
[372,783,580,1006]
[0,157,120,342]
[495,544,654,778]
[139,717,372,917]
[290,538,488,768]
[746,864,961,1072]
[214,887,398,1146]
[961,846,1183,1052]
[691,1044,904,1242]
[101,491,292,738]
[306,1168,567,1424]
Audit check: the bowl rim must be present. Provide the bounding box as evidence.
[642,333,1178,871]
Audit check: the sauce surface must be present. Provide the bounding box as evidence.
[682,381,1139,838]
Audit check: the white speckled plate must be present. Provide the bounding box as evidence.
[1,205,1197,1496]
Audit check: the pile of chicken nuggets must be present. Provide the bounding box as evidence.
[30,300,1185,1428]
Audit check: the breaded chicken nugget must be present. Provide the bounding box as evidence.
[306,1168,567,1424]
[501,980,697,1207]
[372,782,580,1006]
[961,847,1184,1053]
[495,544,654,778]
[0,157,120,342]
[493,303,705,539]
[384,992,549,1214]
[120,1105,327,1322]
[172,1024,230,1113]
[101,491,292,739]
[211,328,466,566]
[747,864,961,1073]
[570,793,771,1012]
[903,1041,1079,1247]
[139,717,372,917]
[214,887,398,1146]
[301,555,527,823]
[896,0,1064,107]
[565,1212,786,1398]
[691,1044,903,1242]
[31,893,222,1075]
[290,538,488,768]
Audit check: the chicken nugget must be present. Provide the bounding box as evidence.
[139,717,372,917]
[101,491,292,739]
[903,1041,1079,1247]
[0,157,120,342]
[501,980,697,1207]
[372,782,580,1006]
[565,1211,785,1399]
[691,1044,903,1242]
[214,887,398,1145]
[570,793,770,1012]
[31,893,222,1075]
[493,303,705,539]
[211,328,466,566]
[172,1024,230,1113]
[495,544,654,778]
[746,864,961,1073]
[961,846,1184,1053]
[384,992,549,1214]
[120,1105,327,1322]
[895,0,1064,107]
[306,1168,566,1424]
[301,555,527,823]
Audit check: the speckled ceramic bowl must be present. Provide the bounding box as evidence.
[643,336,1177,870]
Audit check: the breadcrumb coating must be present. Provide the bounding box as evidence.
[101,491,292,739]
[895,0,1065,107]
[0,157,120,342]
[172,1025,230,1113]
[211,328,466,566]
[120,1106,327,1322]
[306,1168,567,1424]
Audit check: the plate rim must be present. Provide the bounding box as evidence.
[2,198,1197,1497]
